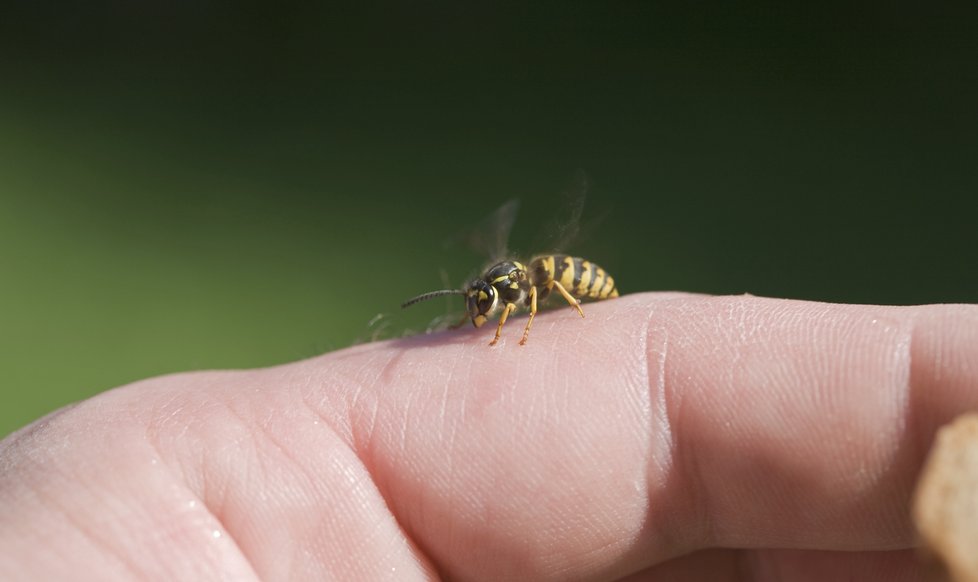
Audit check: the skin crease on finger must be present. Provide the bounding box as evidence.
[0,294,976,581]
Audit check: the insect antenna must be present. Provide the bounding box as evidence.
[401,289,464,309]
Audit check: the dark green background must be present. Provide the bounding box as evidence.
[2,3,976,437]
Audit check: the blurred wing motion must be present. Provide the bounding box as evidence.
[532,169,599,255]
[444,198,520,263]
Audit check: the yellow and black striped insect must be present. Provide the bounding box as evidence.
[401,196,618,346]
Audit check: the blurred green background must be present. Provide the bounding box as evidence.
[1,3,976,437]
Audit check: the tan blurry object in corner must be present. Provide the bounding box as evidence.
[914,414,978,582]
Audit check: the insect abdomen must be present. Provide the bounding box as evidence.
[529,255,618,300]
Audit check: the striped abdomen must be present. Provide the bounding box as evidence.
[528,255,619,301]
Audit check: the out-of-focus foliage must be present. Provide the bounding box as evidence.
[1,3,976,436]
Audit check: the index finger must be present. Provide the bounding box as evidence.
[315,293,977,579]
[7,293,972,581]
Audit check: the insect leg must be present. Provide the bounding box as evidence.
[552,281,585,318]
[519,286,538,345]
[448,313,469,330]
[489,303,516,346]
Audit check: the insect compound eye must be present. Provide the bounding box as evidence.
[478,286,495,313]
[467,280,495,316]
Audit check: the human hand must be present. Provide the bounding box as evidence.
[1,293,976,581]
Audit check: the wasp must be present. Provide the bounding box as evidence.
[401,195,618,346]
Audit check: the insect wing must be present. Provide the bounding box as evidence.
[444,198,520,263]
[533,170,593,255]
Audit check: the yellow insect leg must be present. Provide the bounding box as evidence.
[489,303,516,346]
[552,281,585,318]
[519,286,538,346]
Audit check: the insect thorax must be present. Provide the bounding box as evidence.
[483,260,531,307]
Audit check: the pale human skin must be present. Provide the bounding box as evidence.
[1,293,976,581]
